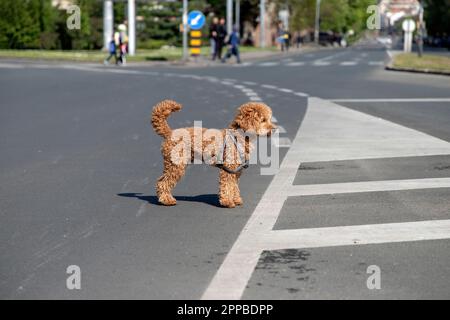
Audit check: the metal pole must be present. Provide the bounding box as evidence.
[227,0,233,35]
[260,0,265,48]
[103,0,114,50]
[235,0,240,32]
[128,0,136,56]
[418,2,424,57]
[182,0,188,61]
[314,0,321,45]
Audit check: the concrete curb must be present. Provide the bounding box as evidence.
[385,64,450,76]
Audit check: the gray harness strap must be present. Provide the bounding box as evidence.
[215,131,249,174]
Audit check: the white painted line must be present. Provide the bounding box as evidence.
[294,92,309,97]
[202,97,450,300]
[286,62,305,66]
[340,61,358,66]
[288,178,450,197]
[261,84,277,89]
[250,97,262,101]
[330,98,450,103]
[276,126,287,133]
[243,81,257,86]
[245,92,258,97]
[272,137,291,147]
[0,63,25,69]
[263,219,450,251]
[278,88,293,93]
[259,62,279,67]
[312,61,331,66]
[271,116,278,122]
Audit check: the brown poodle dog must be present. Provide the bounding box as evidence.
[151,100,276,208]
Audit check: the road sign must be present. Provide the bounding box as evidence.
[187,10,205,30]
[190,30,202,56]
[402,19,416,32]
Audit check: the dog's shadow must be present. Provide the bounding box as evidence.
[117,193,221,207]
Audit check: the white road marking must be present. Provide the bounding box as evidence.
[272,137,291,147]
[276,126,287,133]
[331,98,450,103]
[288,178,450,197]
[294,92,309,97]
[0,63,25,69]
[271,116,278,122]
[278,88,293,93]
[261,84,277,89]
[259,62,279,67]
[263,219,450,251]
[243,81,257,85]
[340,61,358,66]
[312,61,331,66]
[249,96,262,101]
[202,97,450,300]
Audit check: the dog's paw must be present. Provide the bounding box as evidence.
[159,194,177,206]
[220,198,236,208]
[233,196,243,206]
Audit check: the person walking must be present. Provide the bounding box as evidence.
[209,17,219,60]
[104,35,117,65]
[221,26,241,64]
[214,18,227,61]
[277,22,287,52]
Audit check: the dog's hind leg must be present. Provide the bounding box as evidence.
[156,160,186,206]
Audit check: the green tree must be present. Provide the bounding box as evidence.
[423,0,450,37]
[0,0,40,49]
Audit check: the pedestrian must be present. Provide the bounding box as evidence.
[209,17,219,60]
[277,22,287,52]
[104,35,117,65]
[117,24,128,65]
[214,17,227,61]
[221,26,241,64]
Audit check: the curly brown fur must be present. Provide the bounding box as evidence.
[151,100,276,208]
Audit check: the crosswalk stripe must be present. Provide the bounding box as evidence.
[288,178,450,197]
[340,61,358,66]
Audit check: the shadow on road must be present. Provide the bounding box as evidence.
[117,193,221,207]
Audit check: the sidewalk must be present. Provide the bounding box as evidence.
[0,44,330,68]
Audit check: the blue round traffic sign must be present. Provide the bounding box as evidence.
[187,10,205,30]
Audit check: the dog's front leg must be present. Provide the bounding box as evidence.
[219,169,237,208]
[232,173,243,206]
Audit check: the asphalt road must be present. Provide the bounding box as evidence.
[1,40,450,299]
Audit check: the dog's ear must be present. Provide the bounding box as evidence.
[230,104,257,131]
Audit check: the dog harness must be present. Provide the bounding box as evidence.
[214,131,249,174]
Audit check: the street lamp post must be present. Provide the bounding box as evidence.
[227,0,233,36]
[128,0,136,56]
[235,0,240,32]
[418,1,424,58]
[314,0,321,45]
[103,0,113,50]
[182,0,188,61]
[260,0,265,48]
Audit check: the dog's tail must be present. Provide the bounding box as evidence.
[151,100,182,138]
